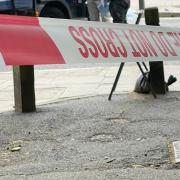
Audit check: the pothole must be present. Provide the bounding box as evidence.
[89,133,117,142]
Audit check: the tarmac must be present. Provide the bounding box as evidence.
[0,62,180,113]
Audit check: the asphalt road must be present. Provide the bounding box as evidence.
[0,93,180,179]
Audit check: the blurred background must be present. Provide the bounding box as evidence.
[99,0,180,25]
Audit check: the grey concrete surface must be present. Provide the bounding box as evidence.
[0,93,180,179]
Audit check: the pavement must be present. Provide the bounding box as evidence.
[1,62,180,113]
[127,0,180,18]
[131,0,180,14]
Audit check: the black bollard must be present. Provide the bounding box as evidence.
[13,65,36,112]
[145,7,166,94]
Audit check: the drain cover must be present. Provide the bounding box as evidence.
[172,141,180,163]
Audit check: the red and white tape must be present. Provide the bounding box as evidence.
[0,15,180,65]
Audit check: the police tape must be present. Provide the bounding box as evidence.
[0,15,180,65]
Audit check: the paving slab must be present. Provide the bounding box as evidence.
[0,64,180,112]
